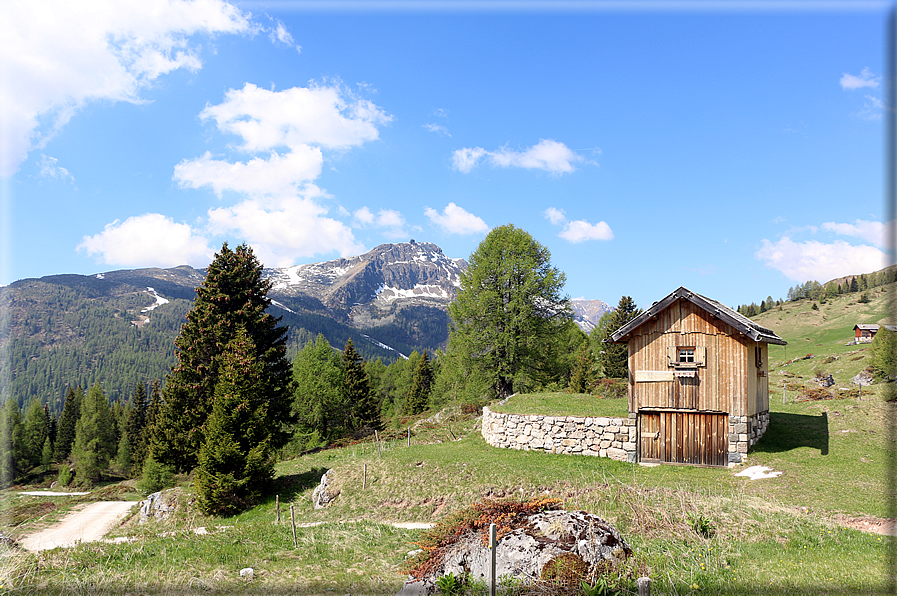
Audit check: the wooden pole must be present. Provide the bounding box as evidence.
[637,577,651,596]
[407,428,411,447]
[375,430,382,458]
[489,523,497,596]
[363,463,367,490]
[290,504,297,548]
[276,495,280,524]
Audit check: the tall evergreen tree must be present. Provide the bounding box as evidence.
[21,398,48,472]
[342,339,381,431]
[447,225,572,399]
[151,243,292,473]
[54,386,82,462]
[195,327,276,515]
[72,383,117,484]
[404,351,434,415]
[125,383,149,476]
[567,343,595,394]
[597,296,643,380]
[0,399,23,486]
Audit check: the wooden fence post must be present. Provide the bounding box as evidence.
[489,523,497,596]
[276,495,280,524]
[375,430,382,458]
[290,504,298,548]
[407,428,411,447]
[363,463,367,490]
[637,577,651,596]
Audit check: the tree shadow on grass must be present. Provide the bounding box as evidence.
[752,412,829,455]
[265,467,328,503]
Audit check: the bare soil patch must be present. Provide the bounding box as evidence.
[833,514,897,536]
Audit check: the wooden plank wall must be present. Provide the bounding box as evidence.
[628,299,753,414]
[639,411,728,467]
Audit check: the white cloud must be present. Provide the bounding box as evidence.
[78,213,214,267]
[353,207,407,237]
[452,147,487,174]
[197,82,391,153]
[174,148,324,197]
[544,207,613,242]
[558,220,614,243]
[39,154,74,183]
[269,20,300,52]
[858,95,885,121]
[423,123,451,136]
[1,0,255,177]
[207,197,364,267]
[821,219,887,247]
[544,207,566,225]
[424,203,488,235]
[840,67,880,90]
[754,237,886,282]
[453,139,583,175]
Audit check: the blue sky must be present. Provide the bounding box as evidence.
[1,1,891,311]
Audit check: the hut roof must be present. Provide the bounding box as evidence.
[854,324,880,331]
[610,286,787,346]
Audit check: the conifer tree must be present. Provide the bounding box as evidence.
[567,344,595,394]
[292,335,345,445]
[598,296,643,380]
[195,327,275,515]
[0,399,23,486]
[72,383,117,484]
[54,386,83,462]
[404,351,434,415]
[342,339,381,431]
[21,398,48,472]
[448,225,572,398]
[151,243,292,473]
[125,383,148,476]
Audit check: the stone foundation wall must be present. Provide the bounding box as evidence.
[727,410,769,464]
[481,407,638,463]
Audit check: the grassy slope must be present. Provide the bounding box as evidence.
[2,287,894,595]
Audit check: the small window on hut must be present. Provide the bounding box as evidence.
[667,346,706,367]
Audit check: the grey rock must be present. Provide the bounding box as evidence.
[312,470,339,509]
[398,509,631,595]
[851,370,874,387]
[139,488,179,523]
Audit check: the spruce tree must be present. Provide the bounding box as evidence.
[151,243,292,473]
[598,296,643,380]
[72,383,117,485]
[125,383,148,476]
[195,327,275,515]
[0,399,23,486]
[54,386,83,462]
[404,351,434,415]
[21,398,48,473]
[567,344,595,394]
[343,339,381,431]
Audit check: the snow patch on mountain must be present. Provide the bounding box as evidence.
[141,287,169,313]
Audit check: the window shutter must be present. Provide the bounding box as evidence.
[667,346,678,366]
[695,346,706,366]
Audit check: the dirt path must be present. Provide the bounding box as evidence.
[19,501,136,551]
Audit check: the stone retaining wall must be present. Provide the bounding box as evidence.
[727,410,769,464]
[481,407,638,463]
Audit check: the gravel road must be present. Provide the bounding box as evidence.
[19,501,136,551]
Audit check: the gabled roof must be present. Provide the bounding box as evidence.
[610,286,787,346]
[854,324,880,331]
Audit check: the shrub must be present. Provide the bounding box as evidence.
[138,456,174,494]
[57,465,72,487]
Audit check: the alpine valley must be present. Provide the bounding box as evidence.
[1,241,609,411]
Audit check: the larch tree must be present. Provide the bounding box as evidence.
[195,327,276,515]
[21,398,49,472]
[151,243,292,473]
[447,224,572,399]
[292,334,345,447]
[0,399,23,486]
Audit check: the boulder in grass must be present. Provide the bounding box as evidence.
[311,469,339,509]
[397,509,631,595]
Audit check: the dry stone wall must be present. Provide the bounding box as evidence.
[727,411,768,464]
[481,407,637,463]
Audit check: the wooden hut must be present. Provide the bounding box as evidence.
[610,287,786,467]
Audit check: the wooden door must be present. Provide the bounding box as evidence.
[639,411,728,467]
